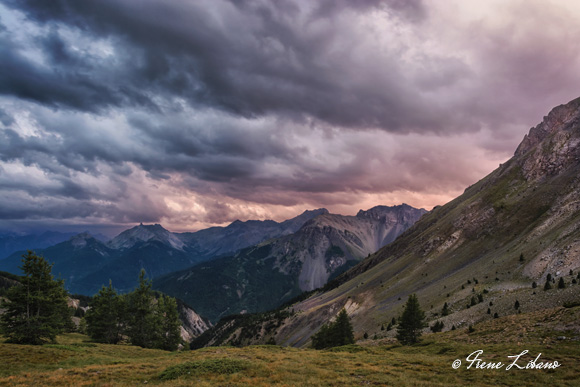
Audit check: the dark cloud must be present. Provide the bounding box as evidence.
[0,0,579,232]
[0,0,446,132]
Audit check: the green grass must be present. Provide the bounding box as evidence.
[1,307,579,387]
[158,358,251,381]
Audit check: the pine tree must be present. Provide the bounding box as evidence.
[0,251,70,345]
[396,294,426,345]
[558,277,566,289]
[85,281,125,344]
[311,323,331,349]
[155,295,182,351]
[332,308,355,346]
[441,302,449,316]
[544,278,552,291]
[430,320,444,333]
[126,270,159,348]
[311,308,354,349]
[514,300,520,310]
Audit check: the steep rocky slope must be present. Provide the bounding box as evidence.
[198,97,580,347]
[154,205,426,322]
[176,300,212,342]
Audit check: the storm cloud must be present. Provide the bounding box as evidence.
[1,0,580,234]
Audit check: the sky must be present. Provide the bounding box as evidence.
[1,0,580,236]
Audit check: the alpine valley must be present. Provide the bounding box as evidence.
[0,205,426,324]
[193,97,580,349]
[1,98,580,387]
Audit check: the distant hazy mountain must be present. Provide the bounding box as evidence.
[0,231,79,259]
[179,208,330,260]
[0,209,328,295]
[154,204,426,322]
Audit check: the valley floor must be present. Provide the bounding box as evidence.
[1,306,579,386]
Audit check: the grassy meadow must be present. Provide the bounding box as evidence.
[1,306,579,386]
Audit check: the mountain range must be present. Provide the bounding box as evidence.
[194,97,580,348]
[154,204,426,322]
[0,204,425,326]
[0,231,81,260]
[0,209,330,295]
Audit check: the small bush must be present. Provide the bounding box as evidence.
[158,359,250,381]
[430,321,444,333]
[558,277,566,289]
[563,301,580,308]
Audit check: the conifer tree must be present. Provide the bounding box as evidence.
[558,277,566,289]
[0,251,70,345]
[311,323,331,349]
[311,308,354,349]
[155,295,182,351]
[544,278,552,291]
[126,270,159,348]
[441,302,449,316]
[85,281,125,344]
[333,308,355,346]
[396,294,426,345]
[84,271,182,350]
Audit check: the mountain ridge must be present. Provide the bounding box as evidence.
[0,207,339,296]
[194,97,580,348]
[154,204,426,322]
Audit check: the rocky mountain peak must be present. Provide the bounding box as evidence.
[514,97,580,181]
[515,97,580,157]
[69,232,98,248]
[108,223,185,251]
[356,204,427,222]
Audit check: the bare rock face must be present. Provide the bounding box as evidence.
[178,302,211,342]
[274,204,427,291]
[515,97,580,181]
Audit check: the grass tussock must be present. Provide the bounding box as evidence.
[158,358,251,380]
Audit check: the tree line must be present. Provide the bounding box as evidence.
[0,251,182,350]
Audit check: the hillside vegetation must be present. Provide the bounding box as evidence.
[0,305,579,386]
